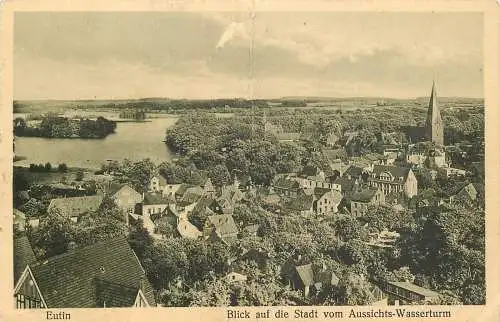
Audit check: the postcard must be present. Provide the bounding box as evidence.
[1,1,499,321]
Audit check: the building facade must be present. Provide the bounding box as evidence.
[369,165,418,198]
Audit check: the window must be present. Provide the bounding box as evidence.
[16,294,41,309]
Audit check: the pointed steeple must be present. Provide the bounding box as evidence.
[425,80,444,146]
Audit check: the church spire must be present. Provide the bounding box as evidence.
[425,80,444,146]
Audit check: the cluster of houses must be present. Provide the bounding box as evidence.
[267,160,417,219]
[12,82,480,308]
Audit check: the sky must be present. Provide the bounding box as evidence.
[14,12,483,100]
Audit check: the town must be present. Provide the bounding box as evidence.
[13,82,485,308]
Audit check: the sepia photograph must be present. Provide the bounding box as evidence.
[5,5,494,317]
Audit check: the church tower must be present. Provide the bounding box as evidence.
[424,81,444,146]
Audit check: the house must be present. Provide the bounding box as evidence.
[225,272,248,283]
[350,187,385,217]
[313,188,343,215]
[380,153,397,166]
[426,148,447,169]
[342,165,366,182]
[108,184,143,224]
[276,132,301,142]
[384,281,440,305]
[285,262,339,297]
[149,174,182,197]
[216,197,235,214]
[14,237,156,308]
[323,148,348,163]
[14,235,37,284]
[285,194,314,216]
[14,209,26,232]
[203,214,239,245]
[264,118,301,142]
[272,176,301,198]
[448,182,478,204]
[193,197,224,216]
[299,131,321,145]
[370,284,388,306]
[325,132,340,147]
[332,176,358,196]
[437,166,467,179]
[142,192,169,216]
[201,178,216,196]
[368,165,418,198]
[239,248,272,267]
[366,229,400,249]
[148,174,167,192]
[163,204,202,239]
[241,224,260,237]
[297,165,332,189]
[220,182,244,206]
[47,195,104,222]
[339,131,358,147]
[177,217,203,240]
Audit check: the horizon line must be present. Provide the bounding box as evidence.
[13,95,485,102]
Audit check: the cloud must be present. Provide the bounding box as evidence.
[216,21,248,49]
[13,12,483,99]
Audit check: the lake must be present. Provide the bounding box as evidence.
[14,117,178,169]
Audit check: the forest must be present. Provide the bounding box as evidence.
[13,115,116,138]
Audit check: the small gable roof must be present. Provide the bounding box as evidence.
[387,281,440,298]
[323,148,348,162]
[177,218,202,239]
[242,224,260,235]
[287,195,314,211]
[26,237,155,308]
[351,188,379,203]
[372,165,410,180]
[333,177,356,192]
[109,184,140,198]
[314,189,343,204]
[143,192,169,205]
[295,264,314,286]
[207,214,239,236]
[14,209,26,226]
[300,165,321,177]
[273,177,300,190]
[344,165,364,178]
[48,195,104,218]
[14,235,37,282]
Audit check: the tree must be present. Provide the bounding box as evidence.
[13,117,27,135]
[155,220,174,237]
[397,208,485,304]
[122,159,157,193]
[58,163,68,173]
[98,197,126,223]
[18,198,46,217]
[332,215,365,242]
[73,215,127,247]
[128,218,154,262]
[208,164,231,187]
[332,271,376,305]
[36,207,74,258]
[75,170,84,181]
[189,278,231,307]
[44,162,52,172]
